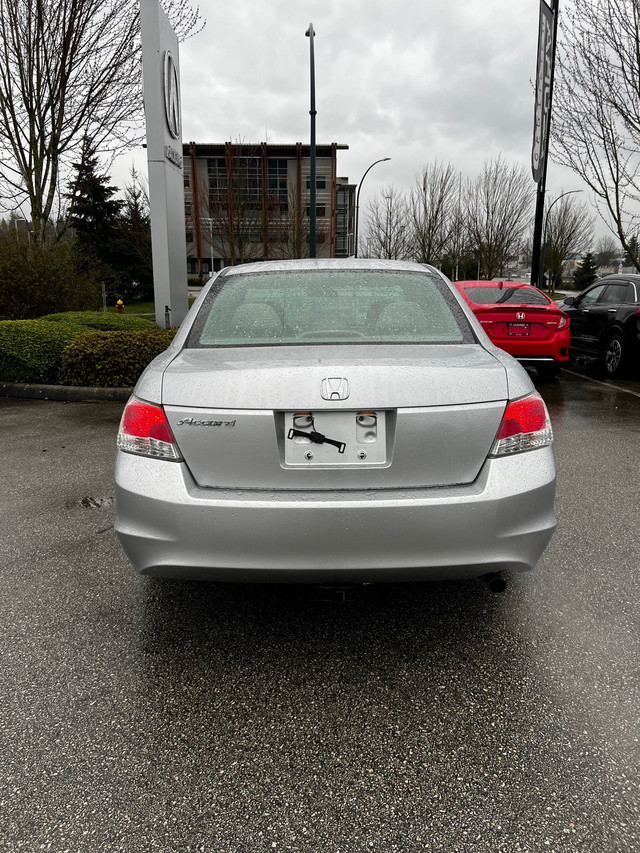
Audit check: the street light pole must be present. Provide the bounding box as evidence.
[353,157,391,258]
[539,189,582,295]
[305,23,317,258]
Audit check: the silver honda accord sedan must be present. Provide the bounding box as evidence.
[115,259,556,583]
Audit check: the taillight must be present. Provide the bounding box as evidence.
[557,313,569,329]
[490,392,553,457]
[117,397,182,460]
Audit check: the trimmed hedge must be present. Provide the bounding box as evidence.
[0,319,86,383]
[39,311,156,331]
[0,311,164,385]
[58,329,176,387]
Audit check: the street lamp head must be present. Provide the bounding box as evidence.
[305,24,315,37]
[353,157,392,258]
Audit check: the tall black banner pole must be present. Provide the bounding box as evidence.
[530,0,559,288]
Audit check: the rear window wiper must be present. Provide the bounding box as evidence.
[496,289,518,304]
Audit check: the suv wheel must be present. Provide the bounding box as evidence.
[604,333,626,377]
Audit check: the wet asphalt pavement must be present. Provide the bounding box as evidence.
[1,369,639,852]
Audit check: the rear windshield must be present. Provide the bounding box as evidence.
[187,269,475,347]
[463,286,551,306]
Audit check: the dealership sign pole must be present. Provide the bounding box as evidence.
[530,0,559,289]
[140,0,189,328]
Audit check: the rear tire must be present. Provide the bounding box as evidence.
[536,362,561,379]
[604,333,626,377]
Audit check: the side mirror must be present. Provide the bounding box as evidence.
[563,296,576,306]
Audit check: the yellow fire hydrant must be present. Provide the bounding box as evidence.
[116,299,123,315]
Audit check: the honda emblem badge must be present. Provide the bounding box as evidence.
[321,377,350,401]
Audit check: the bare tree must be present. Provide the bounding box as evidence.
[464,157,534,279]
[193,145,333,267]
[0,0,202,244]
[361,185,411,260]
[595,235,619,270]
[409,161,460,267]
[268,187,331,260]
[205,152,264,266]
[203,146,318,265]
[267,187,307,260]
[553,0,640,270]
[439,178,476,281]
[542,194,594,292]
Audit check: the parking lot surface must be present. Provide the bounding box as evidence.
[1,371,639,852]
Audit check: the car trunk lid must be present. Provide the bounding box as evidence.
[161,344,508,489]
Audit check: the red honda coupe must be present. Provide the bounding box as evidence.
[453,281,570,378]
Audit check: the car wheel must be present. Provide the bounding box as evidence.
[604,333,626,377]
[536,363,560,379]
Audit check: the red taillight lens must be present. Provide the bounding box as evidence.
[490,392,553,456]
[117,397,182,460]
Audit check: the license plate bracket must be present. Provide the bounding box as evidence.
[283,410,387,466]
[508,323,530,336]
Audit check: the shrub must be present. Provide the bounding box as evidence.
[58,329,176,387]
[0,319,85,383]
[0,231,102,319]
[40,311,156,331]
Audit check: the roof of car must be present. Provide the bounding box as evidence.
[217,259,443,277]
[454,280,533,287]
[597,273,640,281]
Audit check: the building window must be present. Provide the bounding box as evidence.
[207,158,227,202]
[234,156,261,200]
[305,205,326,218]
[267,159,288,201]
[305,175,327,190]
[209,156,263,203]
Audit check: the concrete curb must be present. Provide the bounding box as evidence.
[0,382,133,402]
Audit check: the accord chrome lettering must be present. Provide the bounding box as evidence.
[177,418,236,427]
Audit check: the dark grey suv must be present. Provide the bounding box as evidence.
[562,274,640,376]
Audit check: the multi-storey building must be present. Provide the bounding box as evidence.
[183,141,355,275]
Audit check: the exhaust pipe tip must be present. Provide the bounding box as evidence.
[482,572,508,594]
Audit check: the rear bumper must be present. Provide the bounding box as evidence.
[493,333,570,362]
[115,448,557,582]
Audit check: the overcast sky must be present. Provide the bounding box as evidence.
[116,0,585,220]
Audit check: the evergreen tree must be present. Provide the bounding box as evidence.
[622,236,638,268]
[114,169,154,301]
[572,252,599,291]
[66,139,123,270]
